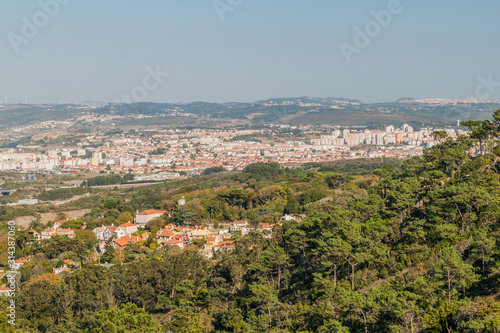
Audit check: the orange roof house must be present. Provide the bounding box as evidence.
[134,210,168,226]
[112,235,144,249]
[155,229,175,242]
[159,239,185,249]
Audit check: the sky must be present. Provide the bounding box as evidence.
[1,0,499,104]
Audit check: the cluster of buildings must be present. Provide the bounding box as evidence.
[93,222,141,242]
[90,217,277,258]
[0,123,467,174]
[28,209,296,257]
[85,207,292,257]
[6,254,77,278]
[91,208,295,257]
[28,220,76,241]
[310,124,463,148]
[21,208,286,260]
[133,209,168,226]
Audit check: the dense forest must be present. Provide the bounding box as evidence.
[2,113,500,332]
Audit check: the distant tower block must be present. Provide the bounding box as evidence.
[457,119,460,127]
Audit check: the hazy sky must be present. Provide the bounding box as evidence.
[1,0,499,104]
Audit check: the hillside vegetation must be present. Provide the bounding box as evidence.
[2,113,500,332]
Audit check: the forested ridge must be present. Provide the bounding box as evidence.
[3,113,500,332]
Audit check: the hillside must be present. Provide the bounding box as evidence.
[1,112,500,332]
[1,98,499,130]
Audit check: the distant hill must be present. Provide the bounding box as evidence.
[80,100,107,105]
[1,97,499,129]
[255,96,362,105]
[395,97,415,102]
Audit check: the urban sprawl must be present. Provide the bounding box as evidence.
[0,123,465,174]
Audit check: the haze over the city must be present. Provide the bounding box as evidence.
[1,0,500,104]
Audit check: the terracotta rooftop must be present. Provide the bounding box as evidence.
[119,222,136,227]
[138,209,167,215]
[157,229,175,237]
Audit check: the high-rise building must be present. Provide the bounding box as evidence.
[402,123,413,133]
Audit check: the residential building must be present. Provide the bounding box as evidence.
[134,209,167,226]
[159,239,185,249]
[112,235,145,249]
[93,226,106,241]
[155,228,175,243]
[118,222,138,235]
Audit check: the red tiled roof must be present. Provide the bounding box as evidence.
[119,222,136,227]
[156,229,174,237]
[162,239,183,245]
[138,210,167,215]
[113,238,130,247]
[217,244,236,249]
[113,235,143,247]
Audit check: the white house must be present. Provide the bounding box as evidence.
[159,239,185,249]
[11,259,29,270]
[117,222,138,235]
[53,266,70,274]
[102,225,119,241]
[282,214,296,221]
[93,226,106,241]
[213,241,235,252]
[0,287,10,296]
[97,241,106,254]
[38,227,75,240]
[230,220,249,235]
[134,209,167,226]
[155,228,175,243]
[96,223,139,242]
